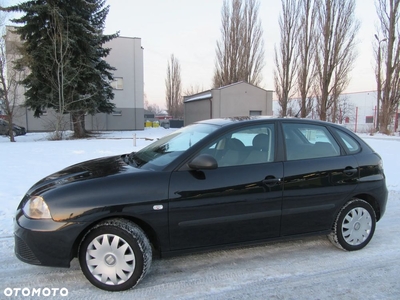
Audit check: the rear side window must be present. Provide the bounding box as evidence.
[283,123,340,160]
[334,129,360,154]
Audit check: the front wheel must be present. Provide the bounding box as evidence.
[328,199,376,251]
[79,219,152,291]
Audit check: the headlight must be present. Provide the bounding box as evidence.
[22,196,52,219]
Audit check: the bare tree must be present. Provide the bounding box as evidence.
[147,103,164,115]
[314,0,359,121]
[331,95,355,124]
[213,0,264,88]
[297,0,317,118]
[375,0,400,133]
[274,0,300,117]
[0,23,25,142]
[183,84,204,96]
[45,5,74,139]
[165,54,183,119]
[145,97,164,115]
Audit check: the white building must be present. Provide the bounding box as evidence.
[6,26,144,132]
[85,36,145,131]
[184,82,273,125]
[273,90,400,133]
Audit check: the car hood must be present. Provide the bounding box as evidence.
[21,154,171,222]
[28,155,133,195]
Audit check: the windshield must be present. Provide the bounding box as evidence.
[127,123,218,170]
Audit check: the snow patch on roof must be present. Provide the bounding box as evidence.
[184,92,212,103]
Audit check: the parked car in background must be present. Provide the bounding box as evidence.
[0,119,26,136]
[14,117,388,291]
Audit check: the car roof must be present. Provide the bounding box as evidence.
[195,117,340,128]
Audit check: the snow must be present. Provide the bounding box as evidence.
[184,92,212,102]
[0,128,399,299]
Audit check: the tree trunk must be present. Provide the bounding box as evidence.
[8,124,16,142]
[71,111,86,138]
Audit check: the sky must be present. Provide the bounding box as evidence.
[104,0,380,109]
[4,0,379,109]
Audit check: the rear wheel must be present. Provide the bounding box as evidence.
[328,199,376,251]
[79,219,152,291]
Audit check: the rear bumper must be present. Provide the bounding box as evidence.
[379,183,388,220]
[14,209,86,267]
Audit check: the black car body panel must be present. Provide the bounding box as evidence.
[30,156,170,222]
[168,161,284,250]
[281,155,359,236]
[14,118,388,268]
[14,211,86,267]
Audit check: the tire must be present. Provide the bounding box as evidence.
[79,219,152,291]
[328,199,376,251]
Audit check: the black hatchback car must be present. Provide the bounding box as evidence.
[0,119,26,136]
[14,118,387,291]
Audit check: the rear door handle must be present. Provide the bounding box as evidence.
[343,167,358,176]
[262,177,281,186]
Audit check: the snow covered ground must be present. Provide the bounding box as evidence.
[0,129,399,299]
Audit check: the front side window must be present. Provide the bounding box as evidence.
[127,123,218,170]
[283,123,340,160]
[199,124,275,167]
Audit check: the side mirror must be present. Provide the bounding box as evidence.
[188,154,218,170]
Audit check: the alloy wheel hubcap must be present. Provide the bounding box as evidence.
[341,207,372,246]
[86,234,136,285]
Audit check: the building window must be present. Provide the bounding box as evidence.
[112,110,122,116]
[249,110,262,116]
[111,77,123,90]
[365,116,374,124]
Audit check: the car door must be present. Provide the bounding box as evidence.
[281,122,359,236]
[168,123,283,250]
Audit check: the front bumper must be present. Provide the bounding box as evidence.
[14,209,86,268]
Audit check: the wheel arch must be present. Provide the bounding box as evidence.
[71,215,161,260]
[352,193,382,221]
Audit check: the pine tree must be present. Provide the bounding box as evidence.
[7,0,118,137]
